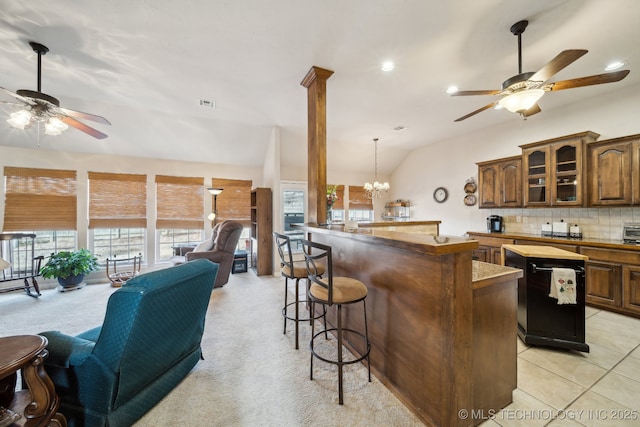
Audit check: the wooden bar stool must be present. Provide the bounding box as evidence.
[301,239,371,404]
[273,232,326,349]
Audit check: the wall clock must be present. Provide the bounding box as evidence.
[433,187,448,203]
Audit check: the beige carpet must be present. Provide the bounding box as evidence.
[0,271,424,426]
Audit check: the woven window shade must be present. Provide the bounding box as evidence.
[211,178,252,227]
[156,175,204,229]
[3,167,77,231]
[88,172,147,229]
[348,185,373,210]
[330,185,345,210]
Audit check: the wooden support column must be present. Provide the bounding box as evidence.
[301,66,334,224]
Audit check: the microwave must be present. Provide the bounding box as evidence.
[623,224,640,243]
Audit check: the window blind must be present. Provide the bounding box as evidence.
[211,178,252,226]
[348,185,373,210]
[3,167,78,231]
[88,172,147,229]
[330,185,345,210]
[156,175,204,229]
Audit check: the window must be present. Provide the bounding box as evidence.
[3,167,78,257]
[156,175,205,262]
[88,172,147,260]
[348,185,374,222]
[157,229,203,262]
[92,228,145,261]
[3,167,77,232]
[211,178,251,226]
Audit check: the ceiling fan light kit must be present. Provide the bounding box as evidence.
[1,41,111,139]
[452,19,630,122]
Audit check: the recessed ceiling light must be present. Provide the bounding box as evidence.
[605,61,625,71]
[381,61,395,72]
[446,85,458,94]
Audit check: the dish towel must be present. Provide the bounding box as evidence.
[549,267,577,304]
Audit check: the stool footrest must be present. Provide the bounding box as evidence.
[310,327,371,366]
[282,301,325,323]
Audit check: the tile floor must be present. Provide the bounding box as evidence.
[481,306,640,427]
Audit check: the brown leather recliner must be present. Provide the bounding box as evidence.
[171,220,244,288]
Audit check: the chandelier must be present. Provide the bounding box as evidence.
[364,138,389,199]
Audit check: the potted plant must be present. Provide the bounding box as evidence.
[40,249,99,288]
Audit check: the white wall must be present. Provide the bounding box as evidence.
[391,82,640,236]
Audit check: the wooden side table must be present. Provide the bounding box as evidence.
[0,335,66,427]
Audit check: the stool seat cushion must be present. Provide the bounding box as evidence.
[310,277,367,304]
[282,260,325,278]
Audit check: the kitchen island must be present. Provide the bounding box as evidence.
[297,223,522,426]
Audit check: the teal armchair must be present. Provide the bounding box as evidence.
[40,259,218,427]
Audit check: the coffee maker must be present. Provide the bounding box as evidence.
[487,215,504,233]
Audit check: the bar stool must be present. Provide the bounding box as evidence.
[273,232,326,349]
[301,239,371,405]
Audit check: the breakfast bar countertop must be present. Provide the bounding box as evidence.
[297,223,478,256]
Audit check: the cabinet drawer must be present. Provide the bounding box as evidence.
[580,247,640,265]
[514,239,578,253]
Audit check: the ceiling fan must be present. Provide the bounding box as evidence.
[451,20,630,122]
[0,41,111,139]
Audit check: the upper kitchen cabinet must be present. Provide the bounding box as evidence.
[520,131,599,207]
[587,135,637,206]
[477,156,522,208]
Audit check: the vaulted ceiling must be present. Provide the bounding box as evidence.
[1,0,638,176]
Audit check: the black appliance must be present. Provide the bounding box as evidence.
[487,215,503,233]
[504,247,589,352]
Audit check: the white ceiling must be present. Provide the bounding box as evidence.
[0,0,639,176]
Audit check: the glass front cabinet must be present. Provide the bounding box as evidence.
[521,131,599,207]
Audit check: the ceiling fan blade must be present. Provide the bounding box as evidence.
[0,87,36,105]
[61,116,109,139]
[450,90,501,96]
[454,101,498,122]
[58,107,111,125]
[522,103,542,117]
[529,50,588,83]
[548,70,630,91]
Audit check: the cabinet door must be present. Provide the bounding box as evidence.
[499,159,522,207]
[473,246,489,262]
[489,247,503,265]
[523,147,550,207]
[478,164,499,208]
[623,265,640,316]
[585,260,622,308]
[589,141,632,206]
[551,141,583,206]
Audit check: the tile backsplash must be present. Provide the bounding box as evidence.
[489,207,640,241]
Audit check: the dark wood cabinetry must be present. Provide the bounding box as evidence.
[471,235,514,265]
[520,131,599,207]
[467,231,640,319]
[250,187,272,276]
[477,156,522,208]
[587,134,640,206]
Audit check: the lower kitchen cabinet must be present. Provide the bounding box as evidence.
[471,235,515,265]
[623,265,640,316]
[584,260,622,308]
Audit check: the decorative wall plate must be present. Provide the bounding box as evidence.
[464,194,477,206]
[464,181,477,194]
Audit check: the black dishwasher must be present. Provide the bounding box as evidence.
[504,246,589,352]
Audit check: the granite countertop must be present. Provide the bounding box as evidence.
[472,260,523,289]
